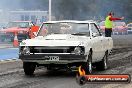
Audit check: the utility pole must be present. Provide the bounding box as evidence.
[49,0,51,21]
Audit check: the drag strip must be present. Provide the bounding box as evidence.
[0,47,132,88]
[0,35,132,88]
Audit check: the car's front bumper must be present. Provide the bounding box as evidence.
[19,54,86,64]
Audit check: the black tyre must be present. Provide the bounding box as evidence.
[96,51,108,71]
[23,62,36,76]
[82,51,92,74]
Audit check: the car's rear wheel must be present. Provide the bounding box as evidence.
[23,62,36,76]
[82,51,92,74]
[96,51,108,71]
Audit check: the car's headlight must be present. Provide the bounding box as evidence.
[72,47,82,55]
[20,46,30,55]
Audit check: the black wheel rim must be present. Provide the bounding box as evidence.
[104,53,108,69]
[88,53,92,73]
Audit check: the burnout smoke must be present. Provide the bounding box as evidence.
[0,0,131,22]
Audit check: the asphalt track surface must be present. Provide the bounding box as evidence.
[0,35,132,88]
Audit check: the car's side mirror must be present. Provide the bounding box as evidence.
[100,32,103,35]
[92,33,98,37]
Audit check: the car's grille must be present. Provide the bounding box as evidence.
[30,46,75,53]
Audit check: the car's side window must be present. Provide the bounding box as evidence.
[76,24,90,36]
[90,23,101,36]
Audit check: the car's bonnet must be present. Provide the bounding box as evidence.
[20,34,90,46]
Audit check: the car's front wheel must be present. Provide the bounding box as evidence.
[96,51,108,71]
[82,51,92,74]
[23,62,36,76]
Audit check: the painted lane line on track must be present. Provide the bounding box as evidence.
[0,57,19,61]
[0,59,20,64]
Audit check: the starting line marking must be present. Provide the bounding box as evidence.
[0,58,20,63]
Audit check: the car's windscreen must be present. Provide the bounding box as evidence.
[38,23,90,36]
[8,22,29,28]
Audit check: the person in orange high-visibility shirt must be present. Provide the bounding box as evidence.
[105,12,124,37]
[30,25,39,38]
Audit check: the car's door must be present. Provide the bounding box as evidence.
[90,23,105,62]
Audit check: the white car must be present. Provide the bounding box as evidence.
[19,20,113,75]
[127,23,132,34]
